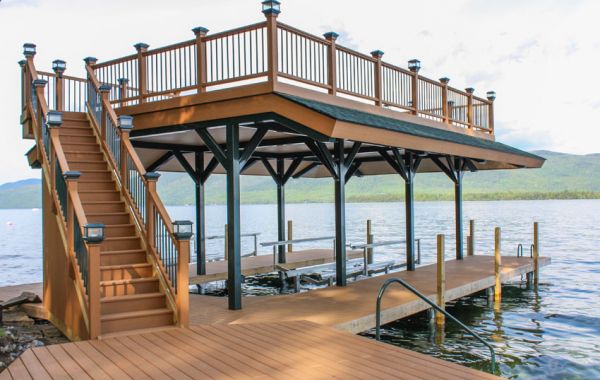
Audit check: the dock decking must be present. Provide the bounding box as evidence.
[1,320,501,380]
[189,249,364,284]
[188,255,549,333]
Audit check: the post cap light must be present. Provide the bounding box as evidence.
[52,59,67,75]
[370,50,385,59]
[118,115,134,130]
[173,220,194,240]
[46,111,62,126]
[262,0,281,15]
[99,84,112,93]
[323,32,339,41]
[144,172,161,181]
[118,78,129,85]
[192,26,209,36]
[18,60,27,67]
[63,171,81,180]
[134,42,150,51]
[465,87,475,94]
[439,77,450,84]
[83,223,105,244]
[408,59,421,72]
[33,79,48,87]
[83,56,98,65]
[23,43,36,56]
[486,91,496,101]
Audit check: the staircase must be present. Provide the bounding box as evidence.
[59,112,174,336]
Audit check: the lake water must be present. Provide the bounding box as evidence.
[1,200,599,378]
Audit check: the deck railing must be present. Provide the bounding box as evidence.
[85,61,189,325]
[90,17,495,133]
[20,53,101,338]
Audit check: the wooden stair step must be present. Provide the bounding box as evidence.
[59,142,100,152]
[102,224,136,237]
[58,134,97,143]
[79,190,121,202]
[82,201,125,213]
[69,160,108,171]
[101,292,166,315]
[101,236,141,251]
[77,170,113,181]
[57,128,94,137]
[100,263,153,281]
[87,211,130,225]
[100,249,147,266]
[100,308,173,335]
[62,112,88,121]
[100,277,159,297]
[78,180,116,191]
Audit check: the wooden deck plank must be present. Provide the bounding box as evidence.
[45,345,91,380]
[31,347,71,380]
[100,338,172,380]
[0,368,13,380]
[7,358,31,380]
[86,340,152,380]
[76,341,133,380]
[189,255,550,333]
[18,350,51,380]
[57,343,112,380]
[190,249,363,284]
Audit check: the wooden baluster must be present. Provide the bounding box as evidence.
[324,32,339,95]
[264,6,279,88]
[192,27,209,93]
[87,242,101,339]
[465,87,475,130]
[98,85,111,140]
[408,59,421,115]
[371,50,384,106]
[145,173,160,241]
[52,60,66,111]
[118,78,129,108]
[487,91,496,134]
[439,77,450,124]
[134,43,149,104]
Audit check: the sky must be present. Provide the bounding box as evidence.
[0,0,599,184]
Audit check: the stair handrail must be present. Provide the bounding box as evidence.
[21,52,101,338]
[375,277,497,374]
[84,63,187,326]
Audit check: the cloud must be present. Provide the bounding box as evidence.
[494,40,540,64]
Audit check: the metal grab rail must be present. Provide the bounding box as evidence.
[517,243,534,258]
[375,277,496,374]
[206,232,261,259]
[261,236,335,266]
[350,239,421,276]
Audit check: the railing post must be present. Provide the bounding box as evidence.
[465,87,475,130]
[192,27,209,93]
[118,78,129,108]
[52,60,66,111]
[468,219,475,256]
[494,227,502,307]
[439,77,450,124]
[18,60,28,117]
[408,59,421,115]
[117,115,134,181]
[366,219,374,264]
[533,222,539,287]
[371,50,384,106]
[134,43,149,104]
[87,242,102,339]
[98,85,111,140]
[47,111,63,202]
[144,172,160,242]
[287,220,293,252]
[173,228,191,328]
[323,32,339,95]
[263,3,280,88]
[65,173,81,255]
[487,91,496,134]
[436,234,445,328]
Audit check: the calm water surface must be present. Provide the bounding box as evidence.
[1,200,599,378]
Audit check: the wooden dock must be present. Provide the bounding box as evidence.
[189,249,364,284]
[188,255,550,333]
[0,320,501,380]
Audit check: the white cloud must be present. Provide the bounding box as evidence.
[0,0,599,183]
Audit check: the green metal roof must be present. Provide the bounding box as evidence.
[276,93,544,162]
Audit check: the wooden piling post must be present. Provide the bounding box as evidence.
[287,220,293,252]
[467,219,475,256]
[494,227,502,305]
[533,222,539,287]
[436,234,445,328]
[366,219,374,264]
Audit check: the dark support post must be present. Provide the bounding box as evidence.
[276,158,286,263]
[226,124,242,310]
[455,168,464,260]
[195,152,206,275]
[405,155,416,271]
[334,139,347,286]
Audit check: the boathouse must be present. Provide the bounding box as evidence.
[12,1,549,378]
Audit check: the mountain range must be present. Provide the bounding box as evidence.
[1,151,599,209]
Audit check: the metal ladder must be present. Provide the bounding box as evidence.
[375,277,497,374]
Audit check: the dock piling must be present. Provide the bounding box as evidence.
[494,227,502,308]
[436,234,446,328]
[533,222,539,288]
[224,224,228,259]
[366,220,374,264]
[467,219,475,256]
[287,220,293,252]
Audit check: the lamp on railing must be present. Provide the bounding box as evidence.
[465,87,475,95]
[83,223,105,243]
[52,60,67,77]
[117,115,134,131]
[173,221,194,240]
[262,0,281,15]
[486,91,496,101]
[23,43,36,57]
[46,111,62,127]
[408,59,421,73]
[83,57,98,66]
